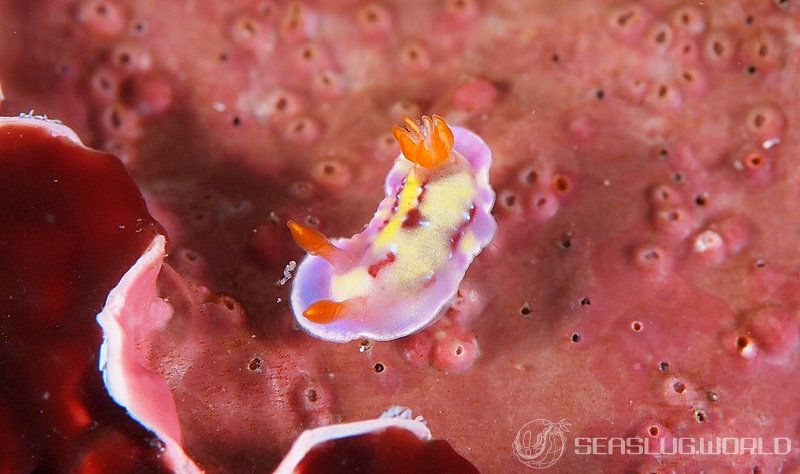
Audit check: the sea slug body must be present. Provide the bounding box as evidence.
[289,115,496,342]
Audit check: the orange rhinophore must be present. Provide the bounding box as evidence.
[392,114,455,168]
[303,299,352,324]
[287,220,353,267]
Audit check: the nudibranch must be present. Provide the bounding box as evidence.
[288,115,496,342]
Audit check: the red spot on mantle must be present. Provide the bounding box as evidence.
[401,207,424,229]
[368,252,396,277]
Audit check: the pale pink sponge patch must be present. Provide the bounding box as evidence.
[289,116,496,342]
[274,406,478,474]
[274,407,431,473]
[96,235,201,474]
